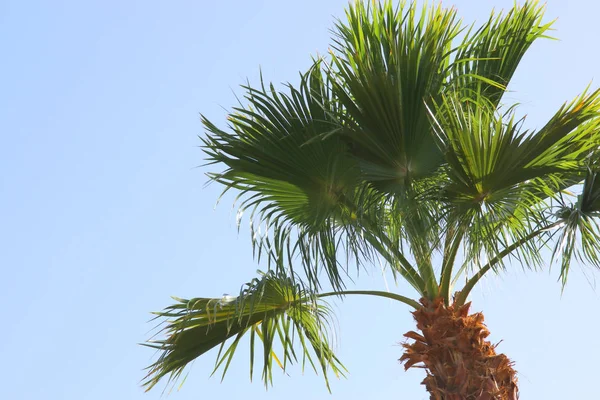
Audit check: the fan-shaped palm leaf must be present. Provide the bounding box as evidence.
[329,1,460,189]
[142,271,345,392]
[202,64,375,291]
[428,88,600,277]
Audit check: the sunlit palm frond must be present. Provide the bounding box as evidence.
[521,88,600,172]
[143,271,345,392]
[491,90,600,271]
[329,0,461,191]
[424,94,548,270]
[322,0,465,295]
[449,0,552,106]
[427,83,600,289]
[428,94,537,252]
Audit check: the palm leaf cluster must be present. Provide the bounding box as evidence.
[144,0,600,392]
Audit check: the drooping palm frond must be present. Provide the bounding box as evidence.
[553,157,600,285]
[143,271,345,392]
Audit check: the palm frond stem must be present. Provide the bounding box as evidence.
[455,220,564,306]
[439,223,467,304]
[360,229,427,295]
[319,290,420,309]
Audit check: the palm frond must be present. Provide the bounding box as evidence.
[553,158,600,285]
[449,0,552,106]
[427,93,542,264]
[142,271,345,392]
[329,0,461,190]
[427,83,600,290]
[202,63,376,291]
[202,64,354,230]
[521,88,600,172]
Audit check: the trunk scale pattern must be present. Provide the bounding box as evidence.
[400,297,518,400]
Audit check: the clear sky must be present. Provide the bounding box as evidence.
[2,0,599,399]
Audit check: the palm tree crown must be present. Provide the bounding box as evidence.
[143,0,600,395]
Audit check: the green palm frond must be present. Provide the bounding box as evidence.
[521,88,600,172]
[428,88,600,267]
[324,0,464,295]
[449,0,552,106]
[202,64,378,291]
[429,89,600,205]
[553,158,600,285]
[202,64,355,230]
[427,94,540,264]
[143,271,345,392]
[329,0,461,190]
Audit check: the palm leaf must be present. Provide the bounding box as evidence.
[449,0,553,106]
[202,64,376,291]
[329,0,461,190]
[142,271,345,392]
[423,86,598,280]
[553,157,600,285]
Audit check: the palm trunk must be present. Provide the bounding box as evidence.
[400,297,518,400]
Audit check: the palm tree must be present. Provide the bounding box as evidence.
[142,1,600,398]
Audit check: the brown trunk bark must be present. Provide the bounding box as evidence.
[400,297,518,400]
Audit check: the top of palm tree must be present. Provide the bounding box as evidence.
[202,0,600,295]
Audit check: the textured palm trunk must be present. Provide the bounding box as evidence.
[400,297,518,400]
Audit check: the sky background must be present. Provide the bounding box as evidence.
[2,0,599,399]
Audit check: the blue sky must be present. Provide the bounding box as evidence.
[1,0,599,399]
